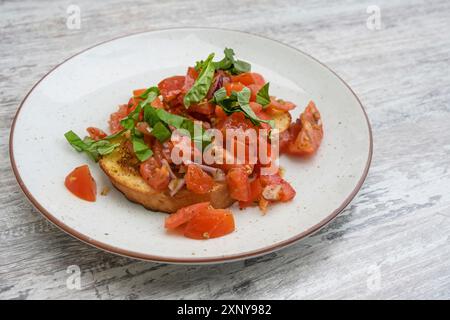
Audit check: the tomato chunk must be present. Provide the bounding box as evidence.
[188,101,215,115]
[267,97,296,112]
[140,157,170,191]
[185,164,214,194]
[133,88,147,97]
[87,127,107,141]
[286,101,323,156]
[231,72,265,86]
[158,75,185,102]
[109,104,129,134]
[226,168,251,202]
[260,174,296,202]
[224,82,245,96]
[184,207,235,239]
[183,67,198,92]
[65,165,96,202]
[165,202,210,230]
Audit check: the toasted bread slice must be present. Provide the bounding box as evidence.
[99,141,235,213]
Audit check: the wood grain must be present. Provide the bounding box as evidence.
[1,0,450,299]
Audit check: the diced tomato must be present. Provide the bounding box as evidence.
[133,88,147,97]
[183,67,198,92]
[185,164,214,194]
[279,181,296,202]
[216,111,254,132]
[65,165,96,202]
[188,101,215,115]
[140,157,170,191]
[109,104,129,134]
[248,84,263,102]
[249,101,263,113]
[226,167,251,202]
[224,82,245,96]
[231,72,265,86]
[86,127,107,141]
[184,207,235,239]
[239,177,263,208]
[286,101,323,156]
[158,76,185,102]
[260,174,296,202]
[165,202,210,230]
[279,128,293,153]
[151,97,164,109]
[215,105,227,120]
[267,97,296,112]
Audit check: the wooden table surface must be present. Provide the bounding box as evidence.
[1,0,450,300]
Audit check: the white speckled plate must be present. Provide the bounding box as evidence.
[10,28,372,264]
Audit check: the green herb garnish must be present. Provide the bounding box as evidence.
[184,53,216,108]
[131,134,153,162]
[64,130,120,162]
[213,87,274,127]
[213,48,251,74]
[256,82,271,107]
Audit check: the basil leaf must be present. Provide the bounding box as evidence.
[120,103,142,129]
[152,121,171,142]
[143,104,159,127]
[65,130,86,152]
[213,48,234,70]
[96,142,120,155]
[155,108,185,128]
[64,130,120,162]
[139,87,160,106]
[256,82,271,107]
[213,87,274,127]
[184,53,216,107]
[132,135,152,162]
[212,87,228,103]
[103,129,126,140]
[237,88,275,127]
[231,60,251,74]
[212,48,251,75]
[138,86,159,100]
[236,87,251,106]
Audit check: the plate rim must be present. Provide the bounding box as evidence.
[9,27,373,264]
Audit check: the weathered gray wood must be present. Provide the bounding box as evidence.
[1,0,450,300]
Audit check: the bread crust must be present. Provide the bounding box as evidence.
[99,142,235,213]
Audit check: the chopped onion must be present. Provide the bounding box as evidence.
[169,178,185,197]
[183,160,225,181]
[161,159,176,179]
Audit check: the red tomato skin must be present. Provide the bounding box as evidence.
[87,127,107,141]
[184,208,235,239]
[215,105,227,119]
[238,177,263,208]
[260,174,296,202]
[185,165,214,194]
[231,72,265,86]
[65,165,97,202]
[158,76,185,102]
[267,97,296,112]
[287,101,323,156]
[183,67,198,92]
[224,82,245,96]
[226,168,251,202]
[133,88,147,97]
[188,101,215,115]
[140,157,170,192]
[248,84,262,102]
[164,202,210,230]
[109,104,129,134]
[279,181,296,202]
